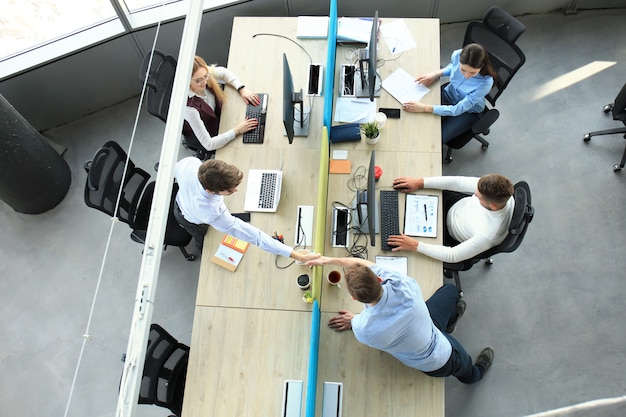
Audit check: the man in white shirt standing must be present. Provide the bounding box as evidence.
[173,157,319,264]
[388,174,515,263]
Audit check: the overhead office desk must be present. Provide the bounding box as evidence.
[319,17,444,416]
[183,17,326,417]
[183,15,445,417]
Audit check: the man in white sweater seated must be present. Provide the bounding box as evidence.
[387,174,515,264]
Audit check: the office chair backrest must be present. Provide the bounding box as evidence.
[463,6,526,106]
[130,181,193,249]
[140,50,177,123]
[612,82,626,123]
[84,141,150,226]
[139,323,189,417]
[481,181,534,259]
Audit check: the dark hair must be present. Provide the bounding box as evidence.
[345,264,382,304]
[197,159,243,192]
[478,173,514,206]
[459,43,497,80]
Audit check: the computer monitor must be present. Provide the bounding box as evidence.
[356,10,380,101]
[366,149,376,246]
[282,53,310,143]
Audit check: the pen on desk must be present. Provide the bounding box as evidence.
[424,204,427,221]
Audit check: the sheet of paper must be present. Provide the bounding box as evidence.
[375,256,408,276]
[334,97,377,123]
[380,19,416,54]
[297,16,329,39]
[337,17,375,43]
[382,68,430,105]
[404,194,438,238]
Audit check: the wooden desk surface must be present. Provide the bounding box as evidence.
[333,17,441,154]
[183,307,312,417]
[197,16,327,311]
[318,17,444,417]
[185,16,445,417]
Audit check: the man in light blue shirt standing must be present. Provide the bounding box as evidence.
[306,255,493,383]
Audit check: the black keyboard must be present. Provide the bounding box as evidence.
[258,172,278,209]
[380,190,400,251]
[243,93,268,144]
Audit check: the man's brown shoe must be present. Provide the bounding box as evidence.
[475,347,494,372]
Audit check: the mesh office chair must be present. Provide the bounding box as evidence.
[138,324,189,417]
[84,141,195,261]
[443,181,534,296]
[444,6,526,163]
[583,82,626,171]
[139,50,212,160]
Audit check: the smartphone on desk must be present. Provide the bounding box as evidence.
[379,107,401,119]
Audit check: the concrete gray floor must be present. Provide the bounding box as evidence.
[1,8,626,417]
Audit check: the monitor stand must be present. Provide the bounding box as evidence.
[293,106,310,137]
[351,192,380,234]
[354,68,382,99]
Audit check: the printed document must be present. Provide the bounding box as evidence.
[404,194,438,238]
[382,68,430,105]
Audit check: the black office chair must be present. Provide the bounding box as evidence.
[139,50,212,161]
[84,141,195,261]
[443,181,534,296]
[444,6,526,163]
[139,324,189,417]
[131,181,195,261]
[120,324,189,417]
[583,81,626,171]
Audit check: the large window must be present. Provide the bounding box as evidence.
[0,0,118,58]
[0,0,237,79]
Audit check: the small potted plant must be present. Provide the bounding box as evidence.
[360,121,380,145]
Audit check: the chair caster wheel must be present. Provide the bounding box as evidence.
[603,104,613,113]
[613,164,622,172]
[186,254,196,261]
[583,134,591,142]
[481,144,489,150]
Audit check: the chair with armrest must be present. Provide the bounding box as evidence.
[84,141,195,261]
[139,50,212,161]
[444,6,526,163]
[443,181,534,296]
[583,81,626,171]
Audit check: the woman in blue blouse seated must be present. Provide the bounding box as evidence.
[402,43,496,144]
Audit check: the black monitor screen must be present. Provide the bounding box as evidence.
[368,11,378,101]
[282,53,295,144]
[367,150,376,246]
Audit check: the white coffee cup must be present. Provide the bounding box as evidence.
[374,112,387,129]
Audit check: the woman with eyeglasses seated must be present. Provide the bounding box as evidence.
[183,55,259,153]
[401,43,496,144]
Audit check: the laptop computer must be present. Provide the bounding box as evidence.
[243,169,283,212]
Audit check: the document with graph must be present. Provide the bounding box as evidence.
[404,194,438,238]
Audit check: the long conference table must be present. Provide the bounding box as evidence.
[182,13,443,417]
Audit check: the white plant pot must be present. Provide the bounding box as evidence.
[364,133,379,145]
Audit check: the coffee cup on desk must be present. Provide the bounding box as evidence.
[327,270,342,286]
[297,273,311,290]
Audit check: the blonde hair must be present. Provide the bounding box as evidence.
[193,55,226,104]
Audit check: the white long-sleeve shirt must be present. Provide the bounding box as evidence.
[174,157,293,258]
[183,66,244,151]
[416,176,514,263]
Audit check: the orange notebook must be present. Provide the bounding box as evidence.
[211,234,250,271]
